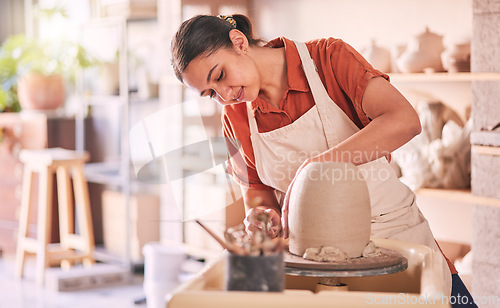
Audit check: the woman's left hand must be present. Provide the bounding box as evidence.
[281,157,314,239]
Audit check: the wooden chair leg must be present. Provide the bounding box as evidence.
[15,166,34,278]
[56,165,73,250]
[72,164,95,262]
[35,167,53,286]
[60,259,73,270]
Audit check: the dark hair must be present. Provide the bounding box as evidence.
[171,14,263,82]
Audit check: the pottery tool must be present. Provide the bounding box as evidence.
[195,220,247,255]
[195,219,232,251]
[196,215,284,256]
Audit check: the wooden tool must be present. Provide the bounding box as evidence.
[195,219,247,254]
[195,220,229,249]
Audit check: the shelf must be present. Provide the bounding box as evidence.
[415,188,500,208]
[84,95,124,106]
[85,161,124,187]
[84,161,161,194]
[472,145,500,156]
[129,96,159,104]
[83,95,159,108]
[93,245,144,269]
[389,72,500,83]
[77,11,163,270]
[95,0,157,21]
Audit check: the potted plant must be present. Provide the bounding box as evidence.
[0,6,97,112]
[0,35,23,113]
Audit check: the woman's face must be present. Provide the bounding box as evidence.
[181,45,260,105]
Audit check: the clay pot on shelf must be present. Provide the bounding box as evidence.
[391,44,407,73]
[362,39,392,73]
[397,27,445,73]
[17,73,65,110]
[288,162,371,258]
[441,41,471,73]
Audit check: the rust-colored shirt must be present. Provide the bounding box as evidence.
[222,37,388,190]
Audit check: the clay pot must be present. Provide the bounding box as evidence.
[441,41,471,73]
[362,39,392,73]
[288,162,371,258]
[397,27,445,73]
[17,73,65,110]
[391,44,407,73]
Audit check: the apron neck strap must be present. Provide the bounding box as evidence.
[294,41,332,108]
[294,41,360,148]
[294,41,337,148]
[246,102,259,134]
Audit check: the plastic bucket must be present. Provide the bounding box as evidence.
[143,280,178,308]
[142,242,186,283]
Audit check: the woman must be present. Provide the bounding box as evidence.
[171,14,475,306]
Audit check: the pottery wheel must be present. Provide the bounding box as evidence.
[284,247,408,278]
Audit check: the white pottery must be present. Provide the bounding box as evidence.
[391,44,407,73]
[288,162,371,258]
[362,39,392,73]
[441,41,471,73]
[397,27,445,73]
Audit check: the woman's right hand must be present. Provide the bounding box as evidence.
[244,206,282,238]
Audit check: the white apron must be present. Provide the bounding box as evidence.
[246,41,452,293]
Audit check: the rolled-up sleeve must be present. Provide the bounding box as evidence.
[312,38,389,127]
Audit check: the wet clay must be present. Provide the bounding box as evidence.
[362,240,381,257]
[302,240,380,262]
[288,162,372,258]
[303,246,348,262]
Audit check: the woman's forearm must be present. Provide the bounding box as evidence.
[313,111,421,165]
[313,77,421,165]
[241,186,281,214]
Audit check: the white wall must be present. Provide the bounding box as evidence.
[253,0,472,51]
[0,0,25,43]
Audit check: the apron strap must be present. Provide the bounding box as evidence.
[246,102,259,134]
[294,41,360,147]
[294,42,328,101]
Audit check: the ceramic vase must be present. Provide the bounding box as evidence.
[397,27,445,73]
[362,39,392,73]
[288,162,371,258]
[441,41,471,73]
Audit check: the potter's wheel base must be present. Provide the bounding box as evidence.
[284,247,408,278]
[315,277,348,292]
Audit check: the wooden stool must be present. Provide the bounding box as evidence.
[15,148,95,286]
